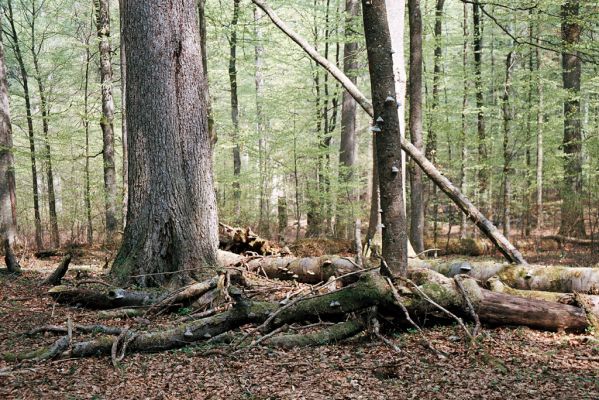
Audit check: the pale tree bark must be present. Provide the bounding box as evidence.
[336,0,360,239]
[0,24,17,249]
[94,0,118,241]
[29,0,59,248]
[536,19,544,231]
[119,0,128,228]
[407,0,424,254]
[472,3,488,214]
[255,6,270,237]
[559,0,586,238]
[501,51,515,240]
[112,0,219,287]
[229,0,242,222]
[362,0,408,276]
[4,0,42,249]
[459,3,468,239]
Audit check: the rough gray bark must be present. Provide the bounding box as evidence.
[362,0,408,276]
[119,0,128,228]
[29,0,59,248]
[94,0,119,241]
[336,0,360,240]
[408,0,424,254]
[0,24,17,248]
[559,0,586,238]
[229,0,242,222]
[112,0,219,287]
[5,0,42,249]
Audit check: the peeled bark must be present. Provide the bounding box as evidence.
[112,0,219,287]
[94,0,119,240]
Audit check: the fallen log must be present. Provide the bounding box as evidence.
[424,260,599,293]
[43,254,72,286]
[7,269,593,361]
[542,235,596,246]
[48,285,163,309]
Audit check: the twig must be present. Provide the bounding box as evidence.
[111,327,137,368]
[385,277,447,359]
[410,248,441,258]
[75,279,112,287]
[404,278,474,342]
[370,316,401,354]
[454,275,481,337]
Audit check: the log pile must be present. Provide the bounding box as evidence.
[219,223,289,256]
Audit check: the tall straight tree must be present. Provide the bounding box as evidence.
[112,0,218,287]
[407,0,424,254]
[119,0,128,227]
[501,51,515,239]
[94,0,118,241]
[337,0,360,239]
[0,26,19,273]
[4,0,42,249]
[559,0,585,238]
[229,0,242,222]
[362,0,408,276]
[29,0,59,248]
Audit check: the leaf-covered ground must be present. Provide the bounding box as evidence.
[1,248,598,399]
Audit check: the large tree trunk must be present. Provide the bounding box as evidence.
[0,25,17,248]
[336,0,360,240]
[94,0,119,241]
[112,0,219,287]
[407,0,424,255]
[5,0,43,249]
[29,2,59,248]
[229,0,242,222]
[559,0,586,238]
[362,0,408,276]
[119,0,128,228]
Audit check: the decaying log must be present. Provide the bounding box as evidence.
[27,324,123,337]
[43,254,72,286]
[264,320,365,348]
[219,223,287,256]
[48,285,163,309]
[424,260,599,293]
[542,235,596,246]
[251,0,526,266]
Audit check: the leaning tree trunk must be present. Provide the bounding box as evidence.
[362,0,408,276]
[0,26,18,262]
[95,0,119,241]
[408,0,425,254]
[559,0,586,238]
[112,0,219,287]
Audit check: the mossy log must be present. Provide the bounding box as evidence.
[48,285,164,309]
[423,259,599,294]
[20,270,594,361]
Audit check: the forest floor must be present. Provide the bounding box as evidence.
[1,243,598,399]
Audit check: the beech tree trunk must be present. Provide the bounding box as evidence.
[408,0,424,254]
[559,0,586,238]
[362,0,408,276]
[501,51,515,239]
[459,3,468,238]
[112,0,219,287]
[83,30,93,244]
[95,0,119,241]
[535,21,544,231]
[5,0,43,249]
[119,0,128,228]
[229,0,242,222]
[0,26,17,247]
[337,0,360,240]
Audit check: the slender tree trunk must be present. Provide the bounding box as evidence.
[472,3,488,214]
[337,0,360,240]
[362,0,408,276]
[29,1,59,248]
[229,0,242,223]
[536,21,544,231]
[365,133,380,246]
[198,0,217,147]
[407,0,424,254]
[112,0,219,287]
[255,6,270,237]
[459,3,468,239]
[0,24,17,246]
[94,0,118,242]
[559,0,586,238]
[5,0,42,249]
[120,0,128,228]
[501,51,515,240]
[83,32,93,245]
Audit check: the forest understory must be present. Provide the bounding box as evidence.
[1,237,598,400]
